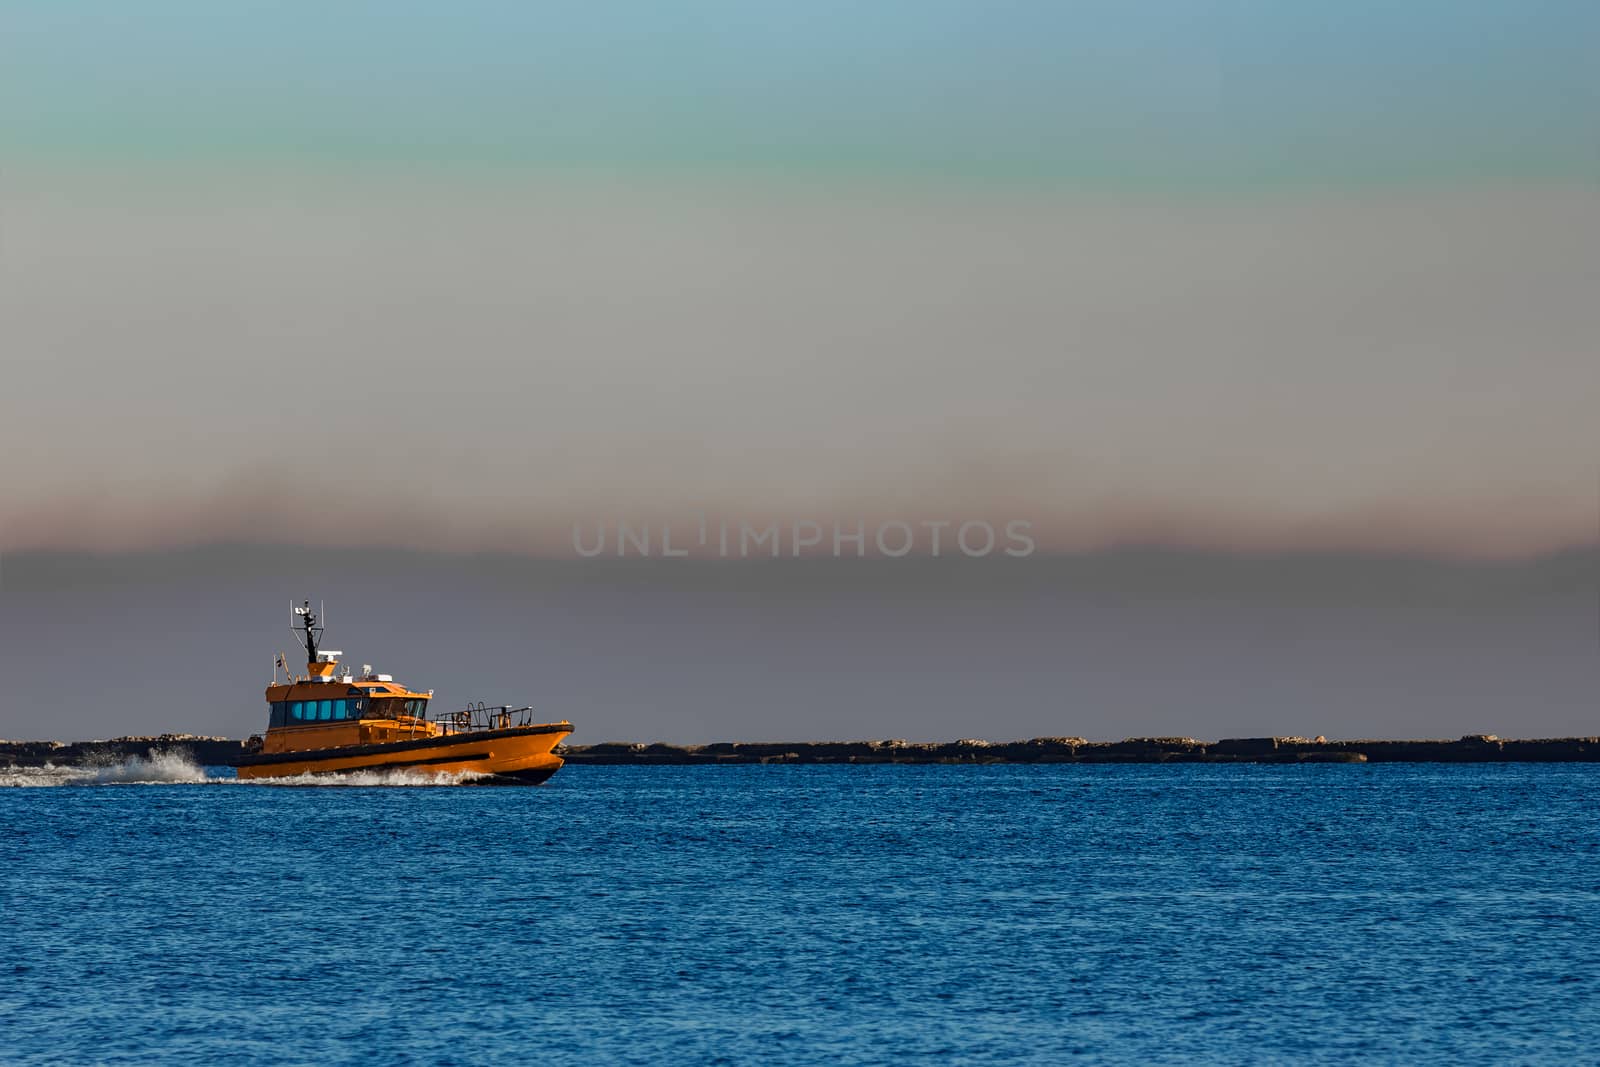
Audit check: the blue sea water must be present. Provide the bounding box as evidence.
[2,761,1597,1065]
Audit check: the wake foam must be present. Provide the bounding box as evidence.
[0,749,213,787]
[85,749,213,784]
[0,751,490,787]
[0,764,91,788]
[238,767,493,787]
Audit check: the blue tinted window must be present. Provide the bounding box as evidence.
[319,699,333,720]
[290,701,304,721]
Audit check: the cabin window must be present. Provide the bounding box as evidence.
[278,698,371,724]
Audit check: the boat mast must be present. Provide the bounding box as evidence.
[292,600,324,668]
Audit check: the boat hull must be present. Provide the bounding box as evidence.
[233,723,571,784]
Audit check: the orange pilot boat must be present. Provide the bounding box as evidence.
[234,601,572,784]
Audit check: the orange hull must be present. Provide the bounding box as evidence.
[235,723,572,784]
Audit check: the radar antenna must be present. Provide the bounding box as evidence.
[291,599,325,666]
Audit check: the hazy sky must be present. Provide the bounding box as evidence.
[0,4,1596,743]
[2,1,1597,559]
[1,546,1593,743]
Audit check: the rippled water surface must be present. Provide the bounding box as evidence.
[3,762,1597,1064]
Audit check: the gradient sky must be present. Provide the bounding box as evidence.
[2,0,1597,558]
[0,3,1596,742]
[3,1,1597,181]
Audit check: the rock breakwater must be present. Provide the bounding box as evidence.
[4,734,1596,769]
[555,735,1600,764]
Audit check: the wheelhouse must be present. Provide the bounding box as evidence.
[266,693,430,727]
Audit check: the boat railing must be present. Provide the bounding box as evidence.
[430,702,542,735]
